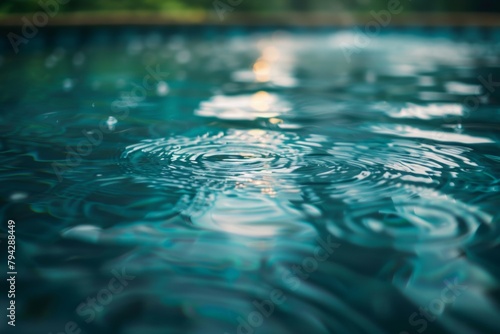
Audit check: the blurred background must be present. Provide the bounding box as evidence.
[1,0,500,15]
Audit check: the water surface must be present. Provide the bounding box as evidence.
[1,27,500,334]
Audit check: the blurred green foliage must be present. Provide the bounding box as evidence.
[1,0,499,14]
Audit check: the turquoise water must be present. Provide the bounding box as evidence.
[1,28,500,334]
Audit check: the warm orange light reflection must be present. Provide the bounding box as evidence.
[253,58,270,82]
[251,91,274,112]
[263,46,280,61]
[261,187,277,197]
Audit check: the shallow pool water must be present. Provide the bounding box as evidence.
[1,27,500,334]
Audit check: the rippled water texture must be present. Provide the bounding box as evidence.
[1,28,500,334]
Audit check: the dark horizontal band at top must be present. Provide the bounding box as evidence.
[1,12,500,27]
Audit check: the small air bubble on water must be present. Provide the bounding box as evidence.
[63,78,74,91]
[106,116,117,131]
[156,81,169,96]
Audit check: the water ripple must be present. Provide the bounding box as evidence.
[297,140,493,206]
[120,129,322,190]
[327,197,494,252]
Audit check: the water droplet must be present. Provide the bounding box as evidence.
[106,116,117,131]
[63,78,74,92]
[156,81,169,96]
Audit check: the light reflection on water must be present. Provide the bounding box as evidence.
[1,28,500,334]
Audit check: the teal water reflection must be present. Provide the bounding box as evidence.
[1,28,500,334]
